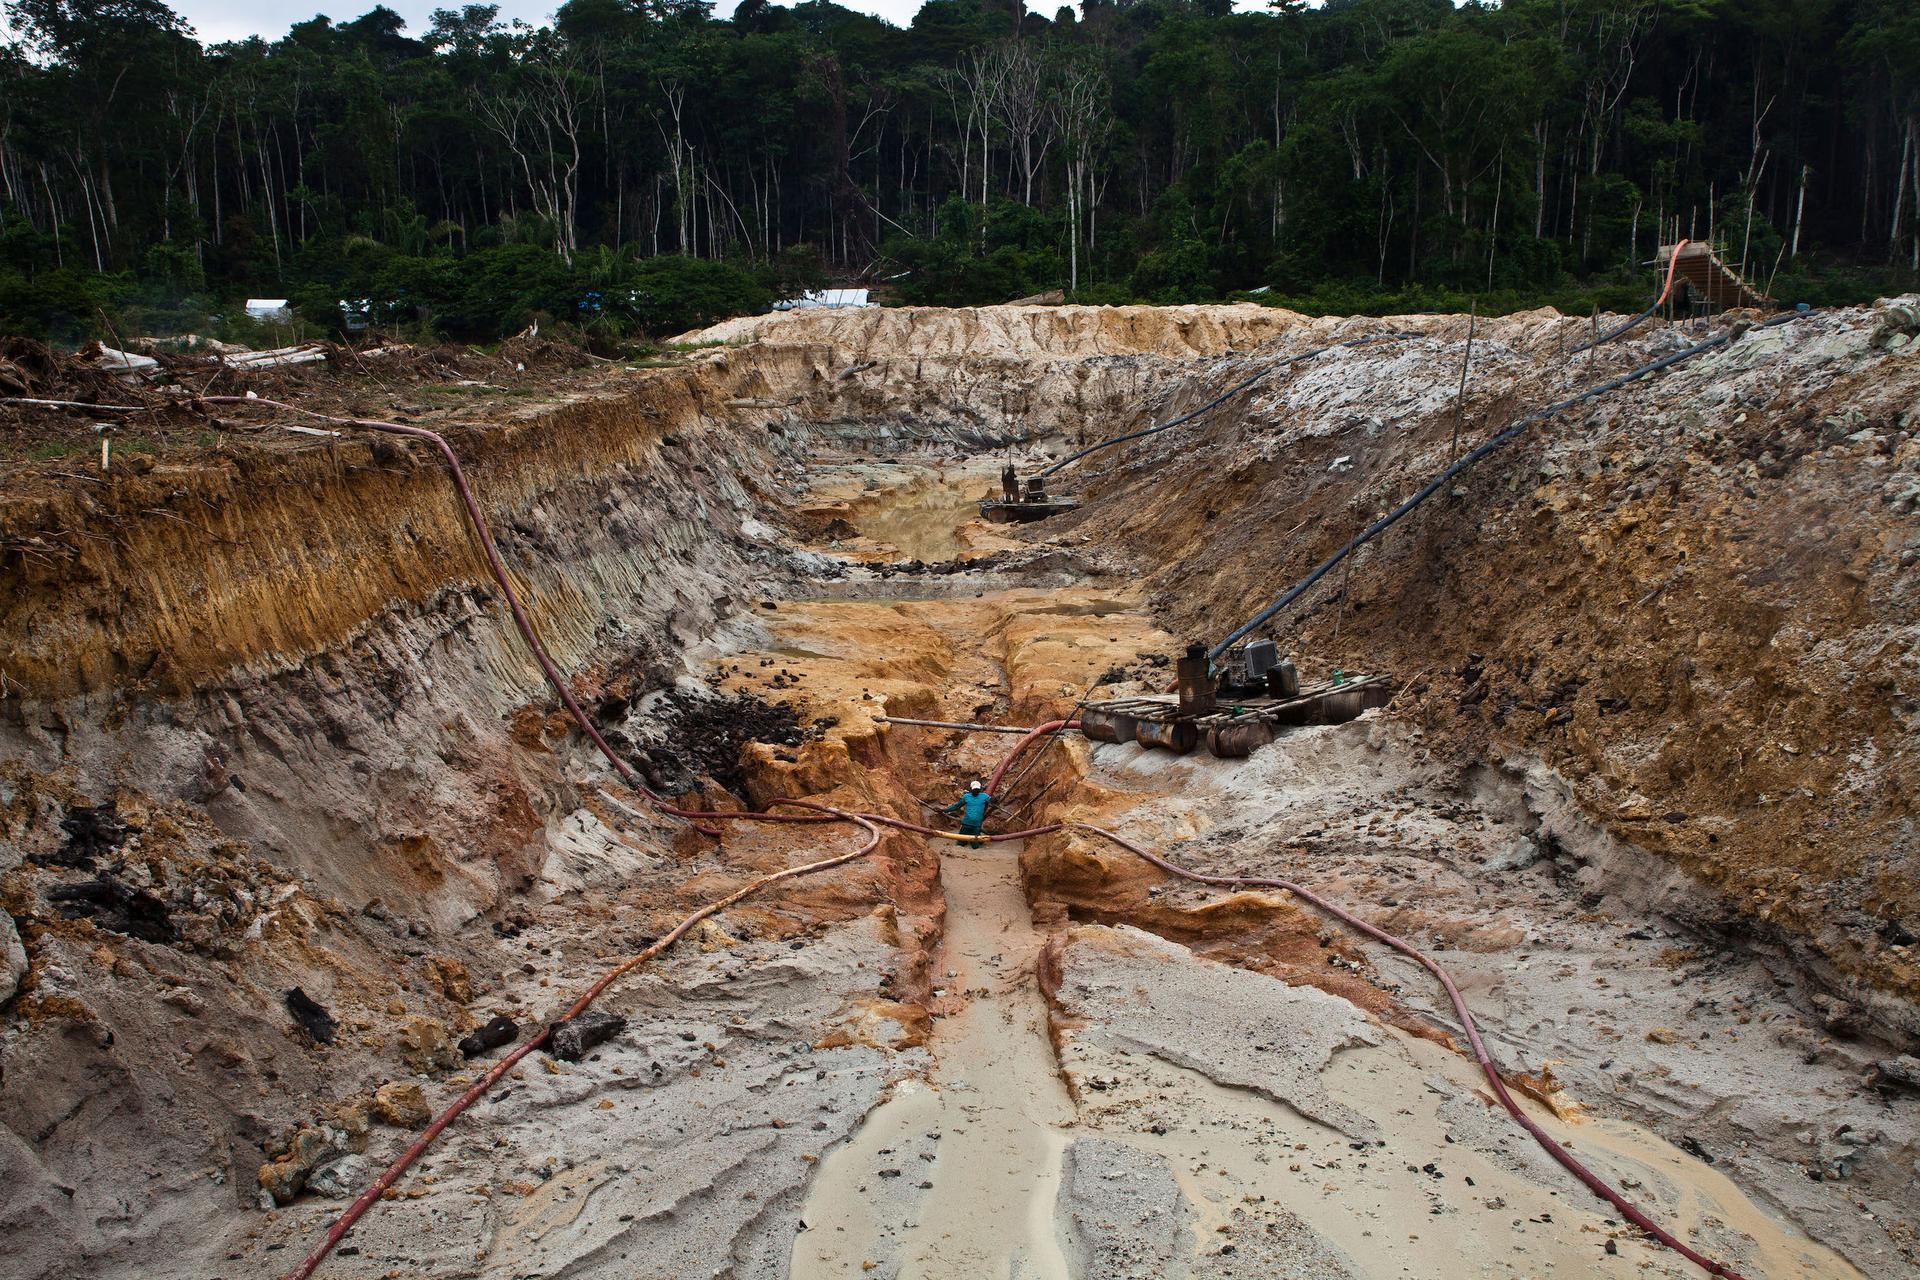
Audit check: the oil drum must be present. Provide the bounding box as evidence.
[1207,719,1274,758]
[1135,716,1198,753]
[1080,706,1140,744]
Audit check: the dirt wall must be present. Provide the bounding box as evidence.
[680,303,1328,447]
[1,369,808,921]
[1063,303,1920,1008]
[692,299,1920,1009]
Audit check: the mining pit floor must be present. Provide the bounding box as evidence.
[4,302,1920,1279]
[214,465,1887,1277]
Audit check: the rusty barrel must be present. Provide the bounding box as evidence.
[1313,681,1388,724]
[1206,719,1274,758]
[1080,706,1140,744]
[1135,716,1198,754]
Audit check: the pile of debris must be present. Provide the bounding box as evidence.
[0,336,140,407]
[870,550,1017,579]
[2,770,316,970]
[649,688,819,795]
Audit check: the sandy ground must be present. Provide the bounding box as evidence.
[1065,719,1920,1275]
[1050,924,1856,1279]
[793,459,1018,563]
[794,838,1074,1280]
[9,298,1918,1280]
[625,461,1899,1280]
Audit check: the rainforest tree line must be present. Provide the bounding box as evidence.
[1,0,1917,339]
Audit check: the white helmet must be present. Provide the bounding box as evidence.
[968,780,982,792]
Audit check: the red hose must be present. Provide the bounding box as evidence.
[986,719,1080,795]
[1070,822,1746,1280]
[1658,237,1692,310]
[199,397,676,809]
[234,400,1732,1277]
[282,811,881,1280]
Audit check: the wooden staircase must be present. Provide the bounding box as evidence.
[1657,242,1773,310]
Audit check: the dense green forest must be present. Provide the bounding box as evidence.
[2,0,1917,340]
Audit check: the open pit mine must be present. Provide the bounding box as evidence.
[3,297,1920,1280]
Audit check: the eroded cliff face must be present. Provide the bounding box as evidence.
[1,307,1296,952]
[1051,305,1920,1010]
[1,368,809,921]
[3,300,1917,1279]
[684,300,1920,1009]
[683,303,1315,447]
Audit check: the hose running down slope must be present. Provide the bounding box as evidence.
[1569,237,1692,354]
[1035,331,1411,479]
[1208,309,1804,660]
[216,391,1749,1279]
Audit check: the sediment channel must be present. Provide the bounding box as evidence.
[4,301,1919,1279]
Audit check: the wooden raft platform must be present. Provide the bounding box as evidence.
[979,497,1081,524]
[1080,675,1392,758]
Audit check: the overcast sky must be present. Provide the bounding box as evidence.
[176,0,563,43]
[166,0,1273,45]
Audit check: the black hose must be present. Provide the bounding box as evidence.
[1570,298,1662,354]
[1572,238,1694,354]
[1036,332,1413,479]
[1206,312,1804,662]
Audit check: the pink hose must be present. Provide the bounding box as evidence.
[1659,237,1693,309]
[235,401,1734,1278]
[1070,822,1746,1279]
[986,719,1080,795]
[281,812,881,1280]
[200,398,670,807]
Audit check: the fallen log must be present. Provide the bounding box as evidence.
[81,341,161,380]
[218,343,329,369]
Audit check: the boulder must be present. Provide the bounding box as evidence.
[373,1081,432,1129]
[1,913,26,1005]
[396,1015,462,1074]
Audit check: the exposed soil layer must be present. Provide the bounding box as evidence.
[1046,305,1920,1017]
[2,302,1917,1280]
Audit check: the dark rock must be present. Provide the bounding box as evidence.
[549,1011,627,1061]
[1870,1055,1920,1094]
[46,874,175,942]
[653,689,809,796]
[1676,1135,1715,1165]
[43,804,127,869]
[284,988,337,1044]
[459,1015,519,1058]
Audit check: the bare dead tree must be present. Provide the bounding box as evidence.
[475,43,594,262]
[995,41,1055,206]
[1055,53,1111,292]
[942,46,1007,208]
[651,79,693,256]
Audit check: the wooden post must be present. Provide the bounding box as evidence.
[1448,301,1477,466]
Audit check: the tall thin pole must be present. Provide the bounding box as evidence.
[1447,302,1477,465]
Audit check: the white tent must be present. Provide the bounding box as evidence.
[775,288,873,311]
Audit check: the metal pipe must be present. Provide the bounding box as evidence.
[875,716,1039,734]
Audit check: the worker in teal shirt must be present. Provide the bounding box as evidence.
[944,780,992,837]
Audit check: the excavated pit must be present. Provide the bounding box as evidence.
[2,302,1918,1279]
